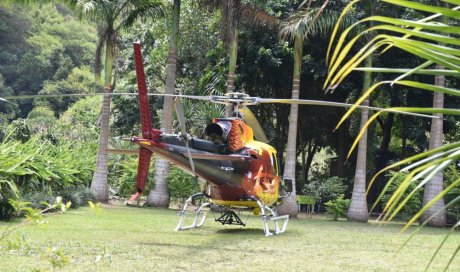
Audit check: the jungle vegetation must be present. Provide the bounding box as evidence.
[0,0,459,246]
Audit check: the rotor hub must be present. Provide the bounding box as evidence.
[211,92,258,107]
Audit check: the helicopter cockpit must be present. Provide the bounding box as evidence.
[204,121,230,145]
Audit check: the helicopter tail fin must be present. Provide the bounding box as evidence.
[128,147,153,202]
[129,41,155,202]
[133,41,153,139]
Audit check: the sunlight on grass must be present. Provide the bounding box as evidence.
[1,205,458,271]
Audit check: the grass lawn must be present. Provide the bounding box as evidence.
[0,204,459,271]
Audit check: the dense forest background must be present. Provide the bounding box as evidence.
[0,1,459,221]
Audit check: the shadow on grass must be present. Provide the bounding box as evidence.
[215,228,262,235]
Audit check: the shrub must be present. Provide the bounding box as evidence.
[0,195,16,220]
[60,186,96,208]
[325,194,350,221]
[302,176,348,211]
[380,172,422,221]
[20,191,55,210]
[168,166,199,202]
[444,166,460,225]
[110,155,147,197]
[0,180,19,220]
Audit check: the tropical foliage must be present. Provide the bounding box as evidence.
[325,194,350,221]
[326,0,460,269]
[0,0,458,227]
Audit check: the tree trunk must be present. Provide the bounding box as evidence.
[225,27,238,116]
[90,41,114,203]
[226,28,237,94]
[337,124,345,177]
[300,135,307,190]
[347,55,372,222]
[147,0,181,207]
[368,111,394,204]
[400,116,407,158]
[305,141,318,180]
[278,36,302,217]
[420,65,446,227]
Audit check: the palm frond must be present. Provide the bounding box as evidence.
[328,0,460,269]
[238,3,279,29]
[94,26,108,81]
[280,6,355,43]
[120,0,166,28]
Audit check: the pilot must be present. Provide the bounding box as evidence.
[205,122,229,145]
[208,133,225,145]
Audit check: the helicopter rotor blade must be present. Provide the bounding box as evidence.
[255,98,438,119]
[239,107,269,144]
[3,92,440,120]
[174,97,196,174]
[2,92,214,101]
[0,97,17,106]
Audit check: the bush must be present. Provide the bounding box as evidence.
[109,155,147,197]
[0,195,16,220]
[380,172,422,221]
[325,194,350,221]
[302,176,348,211]
[60,186,96,208]
[0,137,95,194]
[20,191,55,210]
[168,166,199,202]
[20,186,95,210]
[0,180,19,220]
[444,166,460,225]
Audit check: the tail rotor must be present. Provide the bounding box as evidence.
[129,42,154,202]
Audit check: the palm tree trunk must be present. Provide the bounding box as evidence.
[420,66,446,227]
[226,28,237,94]
[91,41,114,203]
[337,124,345,177]
[347,55,372,222]
[225,27,238,116]
[278,35,302,217]
[147,0,181,207]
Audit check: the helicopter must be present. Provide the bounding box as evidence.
[127,42,440,236]
[2,42,439,236]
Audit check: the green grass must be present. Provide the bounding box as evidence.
[1,205,459,271]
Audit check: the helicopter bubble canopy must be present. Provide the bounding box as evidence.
[204,121,231,144]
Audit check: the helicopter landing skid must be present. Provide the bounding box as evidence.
[248,197,289,237]
[175,193,210,231]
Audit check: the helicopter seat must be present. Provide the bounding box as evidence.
[191,138,221,153]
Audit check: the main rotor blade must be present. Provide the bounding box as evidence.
[0,97,17,105]
[174,97,195,174]
[239,107,269,144]
[3,92,214,101]
[255,98,439,119]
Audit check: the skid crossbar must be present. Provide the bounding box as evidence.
[175,193,210,231]
[251,198,289,236]
[176,193,289,236]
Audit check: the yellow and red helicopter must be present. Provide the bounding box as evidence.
[2,42,437,236]
[128,43,437,236]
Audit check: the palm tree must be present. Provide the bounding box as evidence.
[68,0,165,202]
[347,0,376,223]
[326,0,460,269]
[198,1,277,99]
[420,6,449,227]
[278,0,342,216]
[347,55,371,222]
[147,0,180,207]
[420,65,446,227]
